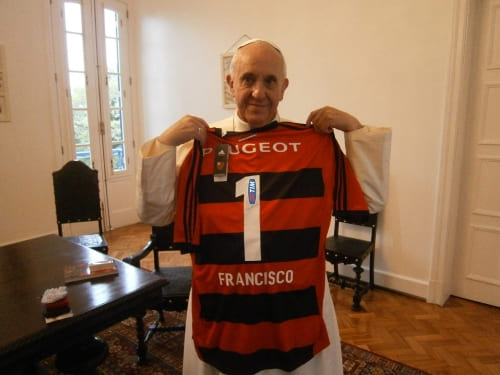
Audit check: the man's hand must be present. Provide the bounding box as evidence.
[157,115,209,146]
[306,106,363,133]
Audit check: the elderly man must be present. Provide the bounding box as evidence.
[137,39,389,375]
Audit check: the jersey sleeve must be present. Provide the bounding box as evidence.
[332,135,370,219]
[173,140,202,253]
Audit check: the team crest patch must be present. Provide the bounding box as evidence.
[214,144,229,182]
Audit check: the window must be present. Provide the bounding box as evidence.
[51,0,137,229]
[53,0,133,174]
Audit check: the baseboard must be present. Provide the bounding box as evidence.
[426,279,451,306]
[374,269,429,300]
[330,263,429,300]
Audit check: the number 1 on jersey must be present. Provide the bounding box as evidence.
[235,175,262,261]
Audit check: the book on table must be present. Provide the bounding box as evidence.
[64,260,118,284]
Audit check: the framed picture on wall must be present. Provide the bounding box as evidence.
[221,52,235,109]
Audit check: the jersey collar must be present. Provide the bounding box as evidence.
[232,112,281,132]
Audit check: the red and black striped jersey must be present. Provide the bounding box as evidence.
[174,121,368,374]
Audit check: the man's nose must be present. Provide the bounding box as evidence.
[251,81,266,99]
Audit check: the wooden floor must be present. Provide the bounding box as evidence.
[107,223,500,375]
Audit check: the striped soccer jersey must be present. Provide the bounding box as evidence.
[174,121,368,375]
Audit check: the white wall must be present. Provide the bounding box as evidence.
[131,0,455,299]
[0,0,59,243]
[0,0,457,300]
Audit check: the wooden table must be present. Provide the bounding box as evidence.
[0,234,167,373]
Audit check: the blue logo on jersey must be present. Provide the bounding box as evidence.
[248,178,257,204]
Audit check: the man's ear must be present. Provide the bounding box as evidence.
[226,75,235,97]
[280,78,289,100]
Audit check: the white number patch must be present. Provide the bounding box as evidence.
[235,175,261,261]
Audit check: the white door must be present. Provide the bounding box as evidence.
[452,0,500,307]
[50,0,138,230]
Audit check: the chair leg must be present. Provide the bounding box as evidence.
[352,264,364,311]
[158,309,165,323]
[369,252,375,289]
[144,310,163,344]
[333,263,344,288]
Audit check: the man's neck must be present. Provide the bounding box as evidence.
[233,113,281,132]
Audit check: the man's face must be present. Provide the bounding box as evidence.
[227,42,289,128]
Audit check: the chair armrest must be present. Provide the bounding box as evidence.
[122,224,174,268]
[123,239,154,268]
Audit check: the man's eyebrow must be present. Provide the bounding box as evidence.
[240,72,255,79]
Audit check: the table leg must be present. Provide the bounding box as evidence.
[135,312,147,364]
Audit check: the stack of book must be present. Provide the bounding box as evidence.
[64,260,118,284]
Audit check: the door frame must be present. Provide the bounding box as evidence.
[427,0,479,306]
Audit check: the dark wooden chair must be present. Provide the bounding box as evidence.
[123,224,192,343]
[52,160,108,254]
[325,212,378,311]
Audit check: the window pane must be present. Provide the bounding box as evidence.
[104,9,119,38]
[66,33,85,72]
[112,143,125,171]
[107,74,121,107]
[103,7,127,173]
[75,145,91,167]
[69,72,87,108]
[72,109,90,144]
[105,38,120,73]
[64,2,82,33]
[110,109,123,142]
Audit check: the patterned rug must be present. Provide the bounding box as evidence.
[41,311,429,375]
